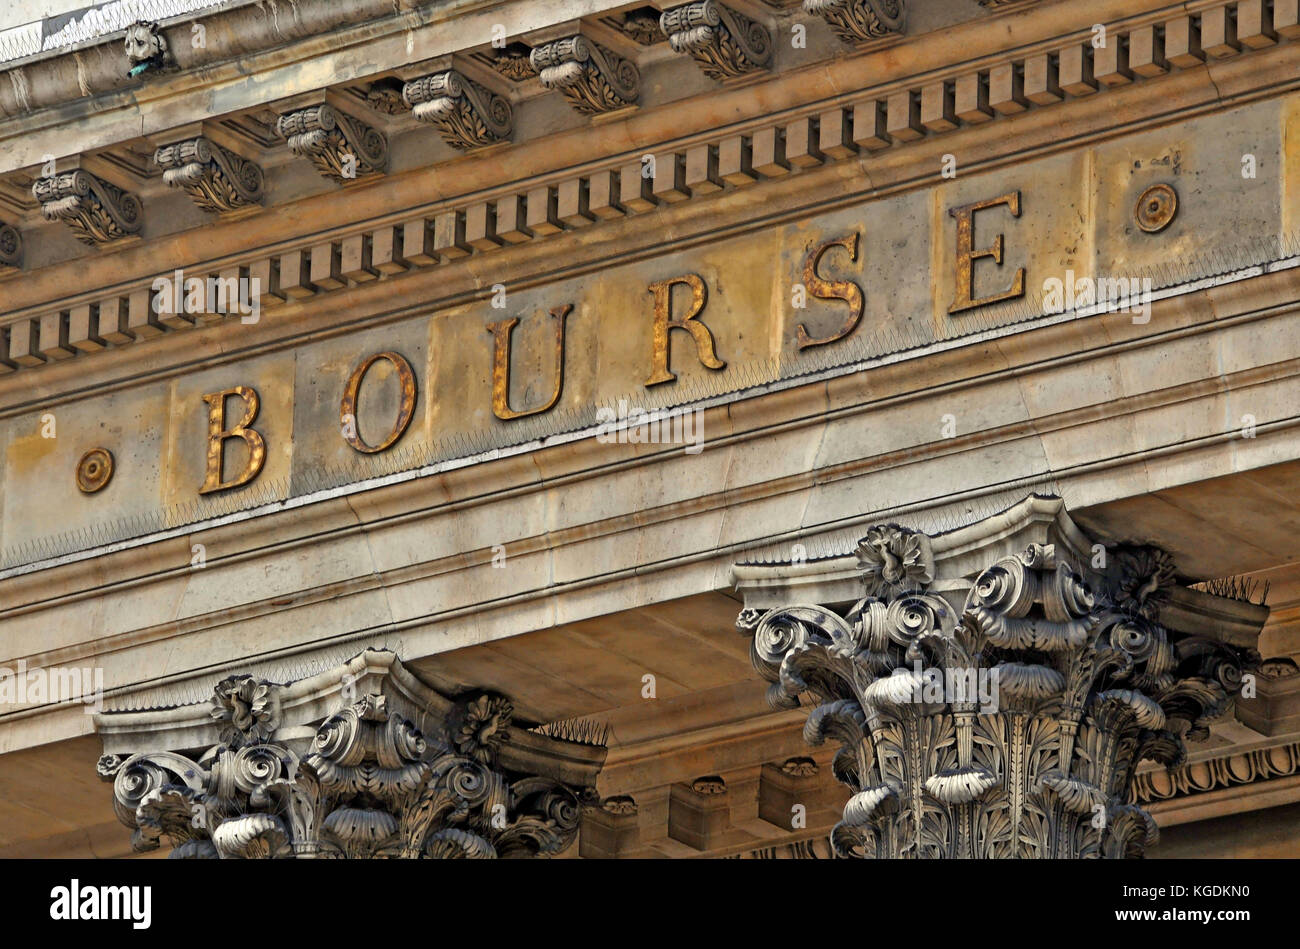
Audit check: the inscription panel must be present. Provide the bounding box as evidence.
[0,100,1289,566]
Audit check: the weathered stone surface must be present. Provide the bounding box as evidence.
[1,0,1299,862]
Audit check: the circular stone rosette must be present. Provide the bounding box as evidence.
[1135,183,1177,233]
[76,447,114,493]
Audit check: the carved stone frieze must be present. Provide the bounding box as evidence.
[1132,738,1300,806]
[530,36,640,116]
[691,775,727,794]
[95,650,606,858]
[32,170,143,246]
[1261,658,1300,678]
[276,104,388,182]
[154,136,264,213]
[781,756,819,777]
[660,0,773,80]
[602,795,639,815]
[803,0,906,45]
[0,222,20,271]
[403,71,513,150]
[734,497,1263,858]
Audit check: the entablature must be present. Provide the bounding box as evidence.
[5,0,1289,301]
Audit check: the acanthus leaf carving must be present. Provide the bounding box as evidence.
[660,0,773,81]
[530,36,640,115]
[365,78,411,115]
[803,0,906,45]
[154,136,264,213]
[276,104,388,182]
[619,9,667,45]
[490,44,536,83]
[403,71,513,150]
[736,500,1262,859]
[32,170,143,246]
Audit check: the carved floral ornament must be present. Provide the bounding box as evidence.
[276,104,388,183]
[32,170,143,246]
[154,136,265,213]
[733,497,1264,858]
[403,71,513,150]
[0,221,20,270]
[95,650,607,858]
[803,0,907,46]
[659,0,773,80]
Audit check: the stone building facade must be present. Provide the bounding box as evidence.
[0,0,1298,859]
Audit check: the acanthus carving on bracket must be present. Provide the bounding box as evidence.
[0,222,20,271]
[734,498,1262,858]
[803,0,906,45]
[32,170,143,246]
[660,0,773,81]
[530,36,640,116]
[95,650,606,858]
[154,136,265,213]
[403,71,513,150]
[276,104,388,182]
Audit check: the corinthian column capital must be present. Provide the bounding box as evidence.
[733,495,1265,858]
[95,649,606,859]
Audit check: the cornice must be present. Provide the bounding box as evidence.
[1,18,1297,394]
[0,0,598,122]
